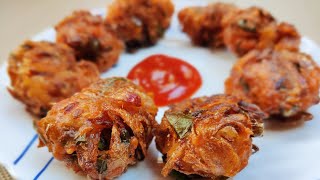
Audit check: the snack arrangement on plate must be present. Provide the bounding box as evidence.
[4,0,320,179]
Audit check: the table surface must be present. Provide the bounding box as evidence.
[1,0,319,65]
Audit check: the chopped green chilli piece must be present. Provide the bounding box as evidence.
[97,157,108,174]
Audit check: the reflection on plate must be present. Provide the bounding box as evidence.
[0,1,320,179]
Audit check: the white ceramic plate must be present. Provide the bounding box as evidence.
[1,1,320,179]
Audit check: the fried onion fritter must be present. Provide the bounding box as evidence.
[222,6,277,56]
[7,41,99,117]
[178,3,238,48]
[222,6,301,56]
[37,77,158,179]
[56,10,124,72]
[105,0,174,52]
[178,3,301,56]
[225,49,320,120]
[155,95,265,179]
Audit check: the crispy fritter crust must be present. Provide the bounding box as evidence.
[178,3,238,48]
[56,10,124,72]
[155,95,265,178]
[7,41,99,117]
[275,22,301,52]
[225,49,320,119]
[105,0,174,52]
[37,78,158,179]
[222,7,300,56]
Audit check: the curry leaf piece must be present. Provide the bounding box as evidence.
[166,113,193,139]
[98,141,106,150]
[120,128,130,143]
[97,157,108,174]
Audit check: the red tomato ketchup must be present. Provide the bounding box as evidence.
[127,54,202,106]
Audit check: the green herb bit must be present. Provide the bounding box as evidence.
[97,157,108,174]
[99,128,112,151]
[166,112,193,139]
[120,128,131,143]
[75,134,86,145]
[98,141,107,151]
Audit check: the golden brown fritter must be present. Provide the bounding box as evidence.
[225,49,320,120]
[178,3,238,48]
[105,0,174,52]
[178,4,300,56]
[222,7,277,56]
[7,41,99,117]
[155,95,265,179]
[37,78,158,179]
[56,10,124,72]
[222,7,301,56]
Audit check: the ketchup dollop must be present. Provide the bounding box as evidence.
[127,54,202,106]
